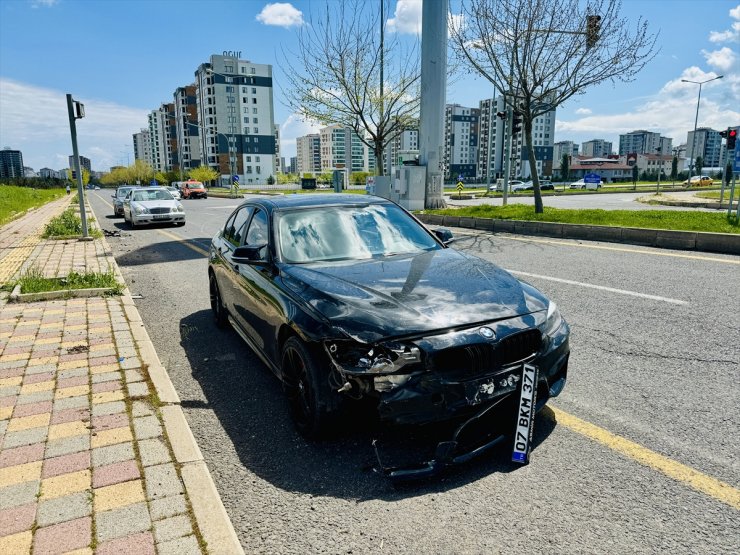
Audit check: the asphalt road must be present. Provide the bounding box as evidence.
[88,191,739,554]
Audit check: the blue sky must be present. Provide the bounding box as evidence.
[0,0,737,171]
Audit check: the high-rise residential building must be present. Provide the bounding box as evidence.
[477,97,556,180]
[444,104,479,180]
[660,136,673,155]
[289,156,297,174]
[686,127,722,168]
[0,148,23,178]
[68,155,91,173]
[133,129,152,166]
[618,130,671,155]
[173,84,201,176]
[148,104,177,173]
[296,134,321,175]
[383,125,419,175]
[194,53,277,185]
[274,125,281,174]
[581,139,612,158]
[553,141,579,168]
[319,125,372,173]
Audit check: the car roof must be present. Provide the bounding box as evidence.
[242,193,392,212]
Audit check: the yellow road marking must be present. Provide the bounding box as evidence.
[157,229,209,256]
[550,407,740,510]
[497,235,740,265]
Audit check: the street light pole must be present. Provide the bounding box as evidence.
[681,75,723,187]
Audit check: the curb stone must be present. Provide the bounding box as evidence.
[99,225,245,554]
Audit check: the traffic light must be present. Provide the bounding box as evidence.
[511,110,522,137]
[728,129,737,150]
[71,170,77,179]
[496,111,506,121]
[586,15,601,49]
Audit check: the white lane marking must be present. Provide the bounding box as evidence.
[506,269,689,305]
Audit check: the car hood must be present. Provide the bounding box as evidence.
[281,248,548,343]
[133,200,177,209]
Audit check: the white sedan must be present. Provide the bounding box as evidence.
[123,187,185,227]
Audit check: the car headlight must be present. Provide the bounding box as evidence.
[325,340,421,375]
[134,205,150,215]
[171,204,184,213]
[543,301,563,335]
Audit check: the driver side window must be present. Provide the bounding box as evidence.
[245,208,268,246]
[224,206,253,248]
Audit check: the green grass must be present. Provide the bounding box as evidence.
[16,267,122,295]
[42,208,101,238]
[424,204,740,234]
[0,185,66,226]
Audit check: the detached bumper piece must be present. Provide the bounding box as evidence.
[373,394,514,482]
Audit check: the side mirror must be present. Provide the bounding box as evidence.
[433,228,455,245]
[232,244,270,265]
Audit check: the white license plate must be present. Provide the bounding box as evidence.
[153,214,169,219]
[512,363,538,464]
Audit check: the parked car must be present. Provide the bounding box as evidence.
[166,186,182,200]
[112,186,136,216]
[175,180,207,199]
[208,195,570,477]
[123,187,185,227]
[682,175,713,186]
[569,179,601,190]
[489,180,524,191]
[516,180,554,191]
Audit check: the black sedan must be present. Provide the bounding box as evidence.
[208,195,570,476]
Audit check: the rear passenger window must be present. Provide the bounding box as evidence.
[245,209,268,245]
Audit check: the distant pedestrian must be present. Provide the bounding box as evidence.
[66,184,71,195]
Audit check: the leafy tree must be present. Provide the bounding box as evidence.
[126,160,154,185]
[671,155,678,181]
[560,154,569,182]
[695,156,703,176]
[351,171,371,185]
[277,173,297,184]
[154,172,169,185]
[726,162,733,186]
[632,164,638,186]
[188,166,219,185]
[451,0,657,212]
[266,175,275,185]
[318,171,333,184]
[281,0,420,179]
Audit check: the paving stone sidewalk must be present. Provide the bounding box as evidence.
[1,197,239,554]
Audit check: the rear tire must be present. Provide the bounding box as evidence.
[282,337,338,439]
[209,274,228,329]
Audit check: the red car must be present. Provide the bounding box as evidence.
[176,180,208,199]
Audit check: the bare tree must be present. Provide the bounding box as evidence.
[451,0,658,212]
[281,1,420,176]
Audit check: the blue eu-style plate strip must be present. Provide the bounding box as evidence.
[512,452,526,463]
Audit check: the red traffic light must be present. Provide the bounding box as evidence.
[728,128,737,150]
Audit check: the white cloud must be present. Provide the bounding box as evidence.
[0,79,147,171]
[575,107,592,115]
[709,4,740,43]
[278,113,321,158]
[256,3,303,28]
[702,46,737,72]
[709,29,736,43]
[731,5,740,19]
[30,0,58,7]
[387,0,422,35]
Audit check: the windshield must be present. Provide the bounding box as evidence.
[276,203,441,263]
[117,188,132,198]
[132,189,173,202]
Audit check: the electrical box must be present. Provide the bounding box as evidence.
[394,166,426,211]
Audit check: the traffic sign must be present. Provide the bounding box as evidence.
[149,179,157,186]
[232,175,239,184]
[584,172,601,184]
[457,181,464,192]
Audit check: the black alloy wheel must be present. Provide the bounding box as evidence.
[209,274,228,329]
[282,337,332,439]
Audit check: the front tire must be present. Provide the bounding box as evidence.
[209,274,228,329]
[282,337,337,439]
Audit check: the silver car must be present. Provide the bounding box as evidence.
[123,187,185,227]
[166,186,182,200]
[112,186,135,216]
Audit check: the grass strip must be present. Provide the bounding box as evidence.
[423,204,740,234]
[42,208,102,238]
[16,267,122,294]
[0,185,66,226]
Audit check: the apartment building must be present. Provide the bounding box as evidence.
[553,141,579,169]
[68,155,91,173]
[193,54,277,185]
[686,127,722,168]
[319,125,373,173]
[296,134,321,175]
[383,127,419,175]
[581,139,612,157]
[173,84,201,175]
[619,130,671,155]
[147,104,177,173]
[274,125,281,175]
[0,148,23,179]
[133,129,152,166]
[444,104,479,180]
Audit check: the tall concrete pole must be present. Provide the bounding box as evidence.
[66,94,89,239]
[419,0,447,209]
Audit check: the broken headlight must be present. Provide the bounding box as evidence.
[325,340,422,376]
[543,301,563,336]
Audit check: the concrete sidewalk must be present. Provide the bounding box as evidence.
[0,196,243,554]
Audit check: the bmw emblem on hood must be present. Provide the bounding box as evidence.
[478,327,495,339]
